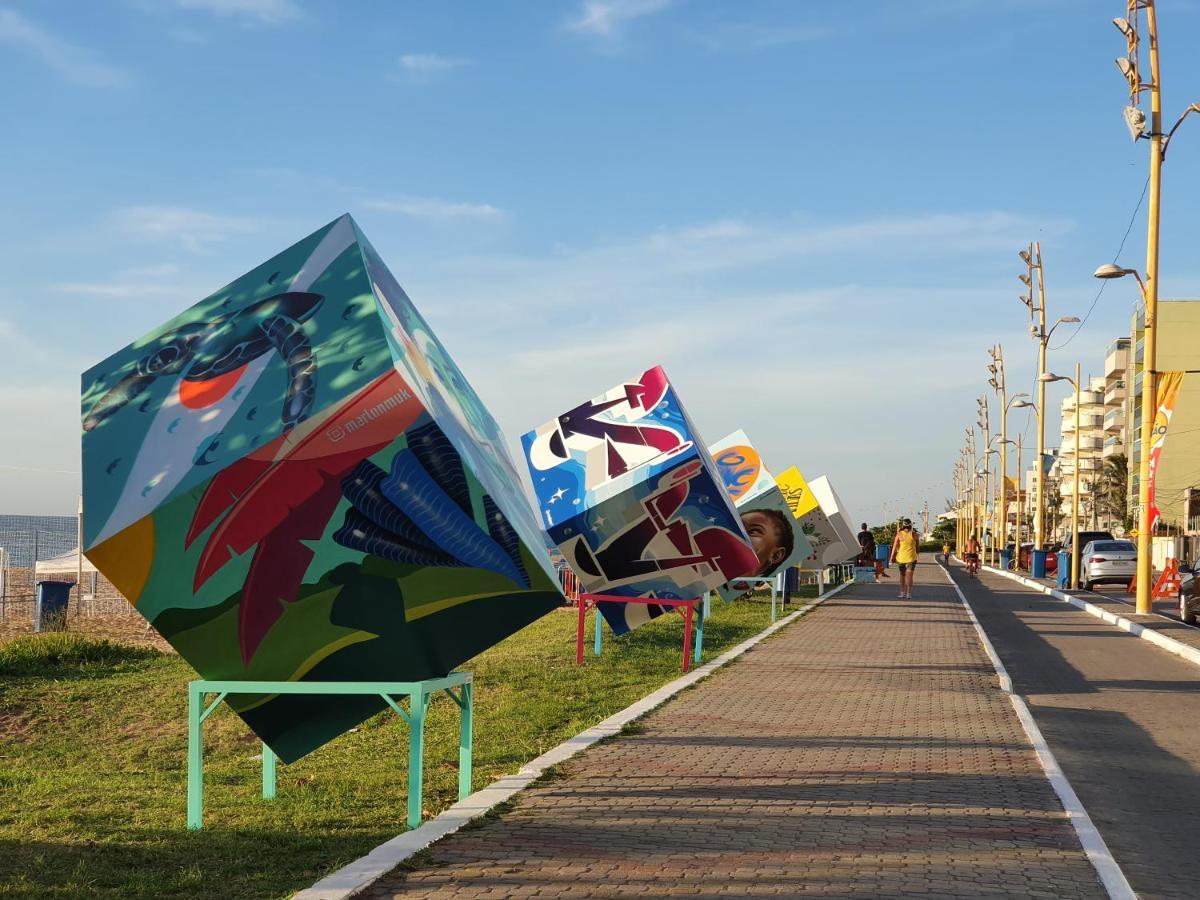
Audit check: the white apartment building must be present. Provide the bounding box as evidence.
[1103,338,1129,461]
[1054,376,1106,535]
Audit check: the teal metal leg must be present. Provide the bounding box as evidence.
[593,605,603,657]
[187,685,202,830]
[262,744,276,801]
[458,682,473,801]
[693,595,705,664]
[407,691,429,830]
[770,583,777,623]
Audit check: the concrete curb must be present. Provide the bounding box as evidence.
[938,564,1135,900]
[982,564,1200,670]
[292,582,852,900]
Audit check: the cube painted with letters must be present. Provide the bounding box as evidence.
[521,367,758,634]
[81,214,562,762]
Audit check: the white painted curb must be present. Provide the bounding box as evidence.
[937,564,1136,900]
[293,582,851,900]
[982,564,1200,670]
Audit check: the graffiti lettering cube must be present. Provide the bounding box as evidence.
[522,367,757,634]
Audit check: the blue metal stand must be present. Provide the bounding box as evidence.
[186,674,473,831]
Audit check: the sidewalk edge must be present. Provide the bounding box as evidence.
[982,564,1200,670]
[292,582,851,900]
[938,564,1136,900]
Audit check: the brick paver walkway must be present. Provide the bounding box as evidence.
[368,560,1103,898]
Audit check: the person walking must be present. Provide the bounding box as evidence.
[942,540,952,566]
[890,518,919,599]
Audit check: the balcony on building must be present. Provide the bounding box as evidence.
[1104,408,1125,434]
[1105,338,1130,379]
[1103,434,1125,458]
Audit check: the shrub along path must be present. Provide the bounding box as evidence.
[0,590,802,900]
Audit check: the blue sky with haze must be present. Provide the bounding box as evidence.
[3,0,1200,526]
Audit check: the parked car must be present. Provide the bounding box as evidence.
[1180,560,1199,625]
[1079,539,1137,592]
[1017,542,1059,575]
[1060,531,1115,557]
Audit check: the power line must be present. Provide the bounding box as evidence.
[1051,175,1151,352]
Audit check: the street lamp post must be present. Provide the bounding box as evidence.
[1043,366,1083,589]
[1011,398,1038,566]
[1107,1,1200,614]
[977,397,992,563]
[988,346,1007,564]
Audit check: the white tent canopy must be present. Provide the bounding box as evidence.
[34,548,97,577]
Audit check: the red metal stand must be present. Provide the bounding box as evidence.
[575,593,699,673]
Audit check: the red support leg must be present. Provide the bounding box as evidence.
[576,598,586,665]
[681,602,694,673]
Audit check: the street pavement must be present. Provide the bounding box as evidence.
[949,561,1200,899]
[366,561,1104,898]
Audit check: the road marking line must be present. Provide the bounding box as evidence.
[294,581,853,900]
[938,562,1136,900]
[984,564,1200,670]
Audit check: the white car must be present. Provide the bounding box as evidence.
[1080,539,1138,592]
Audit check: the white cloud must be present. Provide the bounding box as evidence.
[168,0,301,25]
[567,0,675,36]
[398,53,469,78]
[366,196,507,224]
[0,8,130,87]
[110,206,262,251]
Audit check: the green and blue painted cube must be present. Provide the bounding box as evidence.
[80,214,562,762]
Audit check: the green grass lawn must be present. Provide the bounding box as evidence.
[0,587,817,900]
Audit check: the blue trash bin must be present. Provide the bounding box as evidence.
[1000,549,1013,570]
[35,580,74,632]
[1057,553,1071,590]
[1031,549,1048,579]
[875,544,889,567]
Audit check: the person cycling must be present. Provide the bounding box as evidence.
[890,518,919,599]
[964,533,981,576]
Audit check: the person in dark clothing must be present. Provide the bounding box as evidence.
[857,522,875,566]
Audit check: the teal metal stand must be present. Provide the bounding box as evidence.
[693,591,711,664]
[594,612,603,656]
[186,674,473,831]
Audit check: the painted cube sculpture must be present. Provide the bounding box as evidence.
[80,214,563,763]
[708,430,814,600]
[809,476,861,565]
[775,466,847,568]
[521,367,759,635]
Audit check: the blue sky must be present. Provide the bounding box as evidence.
[3,0,1200,527]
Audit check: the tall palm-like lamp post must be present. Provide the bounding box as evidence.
[1104,3,1200,613]
[1042,365,1083,589]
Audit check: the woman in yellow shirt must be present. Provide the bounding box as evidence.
[890,518,919,599]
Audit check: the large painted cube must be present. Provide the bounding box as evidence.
[775,466,846,568]
[707,430,814,600]
[809,476,861,564]
[80,214,563,762]
[521,367,758,634]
